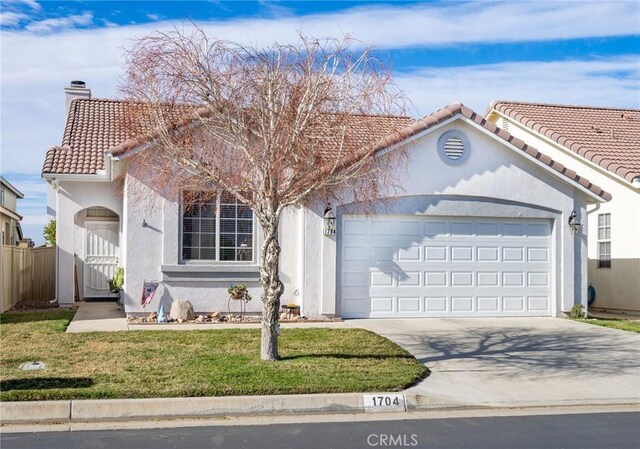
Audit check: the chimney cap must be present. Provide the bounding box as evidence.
[70,80,86,88]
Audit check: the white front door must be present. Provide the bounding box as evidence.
[340,215,553,318]
[84,222,119,298]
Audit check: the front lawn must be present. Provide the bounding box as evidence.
[574,317,640,333]
[0,310,426,401]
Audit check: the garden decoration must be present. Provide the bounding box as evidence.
[227,284,252,321]
[141,281,160,307]
[157,304,167,323]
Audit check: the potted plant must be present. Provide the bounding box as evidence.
[228,283,252,301]
[108,267,124,308]
[227,284,252,320]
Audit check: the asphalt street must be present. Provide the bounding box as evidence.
[2,412,639,449]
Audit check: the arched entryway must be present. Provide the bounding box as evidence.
[76,206,120,298]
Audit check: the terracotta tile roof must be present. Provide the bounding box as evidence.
[43,98,412,175]
[43,99,125,175]
[368,102,611,201]
[42,99,191,175]
[42,97,610,201]
[490,101,640,183]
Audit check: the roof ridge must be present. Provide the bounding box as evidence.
[70,98,415,119]
[491,100,640,113]
[334,112,414,119]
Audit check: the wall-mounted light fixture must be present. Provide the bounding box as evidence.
[323,204,336,236]
[141,219,148,228]
[568,210,581,235]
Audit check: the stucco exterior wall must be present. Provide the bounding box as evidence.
[53,115,596,318]
[489,114,640,312]
[122,172,302,315]
[302,118,593,318]
[54,180,123,304]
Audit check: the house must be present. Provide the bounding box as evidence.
[0,176,24,246]
[43,82,610,318]
[486,102,640,314]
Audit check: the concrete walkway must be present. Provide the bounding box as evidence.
[66,301,127,332]
[352,318,640,409]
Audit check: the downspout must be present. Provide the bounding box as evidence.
[584,201,602,316]
[53,179,59,302]
[297,207,305,317]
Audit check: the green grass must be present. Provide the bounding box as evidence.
[574,318,640,333]
[0,310,426,401]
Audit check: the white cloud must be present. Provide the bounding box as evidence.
[0,11,29,26]
[397,57,640,116]
[1,1,639,237]
[25,11,93,34]
[188,1,640,47]
[3,0,41,11]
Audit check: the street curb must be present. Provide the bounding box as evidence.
[1,393,368,423]
[1,401,71,423]
[2,394,639,424]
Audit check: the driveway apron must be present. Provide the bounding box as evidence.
[351,318,640,408]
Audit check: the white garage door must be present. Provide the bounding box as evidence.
[340,216,553,318]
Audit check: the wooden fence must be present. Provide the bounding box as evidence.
[1,245,55,312]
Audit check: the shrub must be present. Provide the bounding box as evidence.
[43,220,56,246]
[570,304,585,319]
[111,267,124,290]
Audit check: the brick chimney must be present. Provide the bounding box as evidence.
[64,80,91,113]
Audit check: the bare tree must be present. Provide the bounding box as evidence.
[116,28,410,361]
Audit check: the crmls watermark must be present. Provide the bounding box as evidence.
[367,433,419,447]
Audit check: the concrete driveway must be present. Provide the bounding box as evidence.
[351,318,640,408]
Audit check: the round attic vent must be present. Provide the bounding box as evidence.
[443,136,465,160]
[437,130,470,165]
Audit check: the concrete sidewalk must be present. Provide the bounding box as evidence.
[66,301,127,332]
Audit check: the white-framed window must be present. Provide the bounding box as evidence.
[0,188,5,206]
[181,192,254,262]
[597,213,611,268]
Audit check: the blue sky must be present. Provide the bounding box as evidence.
[1,0,639,244]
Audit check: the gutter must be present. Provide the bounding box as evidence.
[42,172,110,182]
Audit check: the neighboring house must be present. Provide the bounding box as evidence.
[0,176,24,246]
[43,82,610,319]
[486,102,640,314]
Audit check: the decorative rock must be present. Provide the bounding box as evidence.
[279,312,288,320]
[169,300,195,321]
[209,311,222,320]
[148,312,158,322]
[178,318,186,323]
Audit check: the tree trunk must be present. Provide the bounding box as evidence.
[259,216,284,361]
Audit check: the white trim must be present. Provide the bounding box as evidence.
[180,192,256,264]
[378,114,605,202]
[488,109,638,190]
[0,176,24,198]
[376,117,458,159]
[297,207,306,317]
[0,205,22,221]
[42,173,110,182]
[456,115,607,203]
